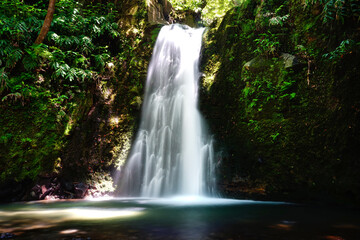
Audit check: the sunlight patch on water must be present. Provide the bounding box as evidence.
[0,207,143,221]
[59,229,79,234]
[68,208,143,219]
[85,195,114,201]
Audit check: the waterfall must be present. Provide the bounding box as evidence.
[118,24,216,197]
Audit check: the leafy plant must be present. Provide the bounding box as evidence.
[305,0,360,23]
[254,31,280,56]
[323,39,355,61]
[0,68,9,93]
[0,0,134,184]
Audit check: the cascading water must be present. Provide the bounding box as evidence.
[118,24,216,197]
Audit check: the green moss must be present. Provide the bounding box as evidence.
[0,102,63,183]
[201,1,360,205]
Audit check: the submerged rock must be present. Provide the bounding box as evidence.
[0,233,15,239]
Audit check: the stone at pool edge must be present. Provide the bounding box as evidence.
[0,233,15,239]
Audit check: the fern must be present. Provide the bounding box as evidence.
[74,54,89,68]
[15,21,27,33]
[26,16,42,29]
[6,48,23,68]
[76,69,92,81]
[4,45,15,56]
[0,40,11,58]
[55,63,70,78]
[80,36,95,54]
[65,68,77,82]
[323,39,355,60]
[49,50,65,68]
[49,32,61,43]
[93,53,110,70]
[32,44,49,58]
[23,48,38,71]
[91,24,101,37]
[71,36,80,46]
[269,14,289,26]
[0,68,9,91]
[2,92,23,103]
[305,0,360,23]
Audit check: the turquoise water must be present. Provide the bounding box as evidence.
[0,197,359,239]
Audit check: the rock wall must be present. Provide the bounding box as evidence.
[201,1,360,206]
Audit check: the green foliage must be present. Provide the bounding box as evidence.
[242,59,298,119]
[254,31,280,56]
[0,67,9,93]
[23,47,39,71]
[201,0,360,205]
[322,39,355,61]
[202,0,237,23]
[268,14,289,27]
[0,0,139,184]
[168,0,242,23]
[305,0,360,23]
[168,0,205,12]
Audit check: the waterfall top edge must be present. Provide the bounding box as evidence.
[163,23,205,33]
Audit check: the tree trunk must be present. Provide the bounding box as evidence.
[35,0,56,45]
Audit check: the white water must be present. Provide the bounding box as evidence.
[118,24,216,197]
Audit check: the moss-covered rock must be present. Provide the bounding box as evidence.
[201,0,360,206]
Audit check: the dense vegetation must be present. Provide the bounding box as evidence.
[201,0,360,205]
[0,0,359,206]
[0,0,153,200]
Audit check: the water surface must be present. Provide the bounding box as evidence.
[0,198,359,239]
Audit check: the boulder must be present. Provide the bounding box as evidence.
[280,53,305,69]
[243,53,305,73]
[243,55,273,73]
[30,184,42,199]
[74,182,89,198]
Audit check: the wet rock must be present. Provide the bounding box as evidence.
[40,185,53,200]
[74,183,89,198]
[280,53,305,69]
[147,0,173,25]
[63,181,74,192]
[30,184,42,199]
[28,176,64,200]
[0,233,15,239]
[147,0,168,25]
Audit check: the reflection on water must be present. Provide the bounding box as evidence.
[0,198,359,239]
[0,207,143,220]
